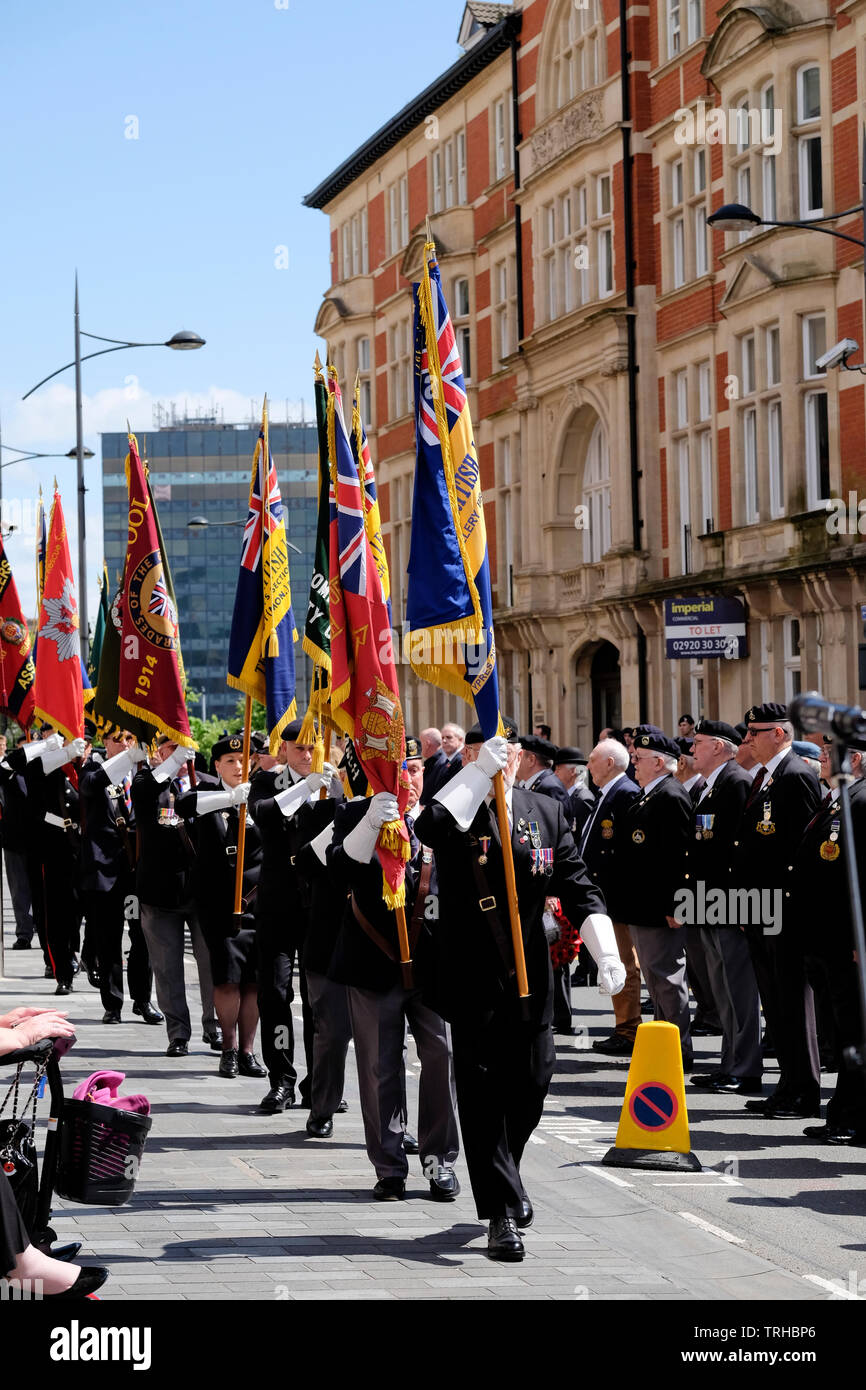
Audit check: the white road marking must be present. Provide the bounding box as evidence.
[802,1274,862,1300]
[528,1135,546,1145]
[582,1165,633,1188]
[678,1211,745,1244]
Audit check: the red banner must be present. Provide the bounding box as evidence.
[117,434,192,743]
[0,533,35,730]
[32,488,83,742]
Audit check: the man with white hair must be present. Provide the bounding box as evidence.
[416,717,625,1262]
[684,720,760,1094]
[424,722,465,800]
[581,738,642,1056]
[420,727,445,805]
[618,725,694,1068]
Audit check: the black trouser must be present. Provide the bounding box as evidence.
[83,881,153,1014]
[450,1011,555,1221]
[552,965,573,1031]
[745,925,820,1105]
[41,835,80,984]
[24,847,50,967]
[297,962,315,1103]
[807,949,866,1133]
[255,916,298,1087]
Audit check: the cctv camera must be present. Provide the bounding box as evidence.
[816,338,860,371]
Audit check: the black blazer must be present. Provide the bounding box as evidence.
[326,800,435,994]
[524,768,572,813]
[617,775,693,928]
[683,759,752,910]
[0,759,29,854]
[415,787,605,1026]
[424,753,462,801]
[130,765,193,910]
[422,750,447,804]
[730,751,821,892]
[176,779,262,936]
[295,822,352,977]
[791,777,866,958]
[7,748,80,872]
[78,759,138,893]
[568,784,597,838]
[580,774,640,921]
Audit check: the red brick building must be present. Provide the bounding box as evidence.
[304,0,866,742]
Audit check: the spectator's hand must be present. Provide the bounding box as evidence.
[1,1006,58,1027]
[14,1011,76,1046]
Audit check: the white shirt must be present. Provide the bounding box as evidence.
[579,771,625,851]
[642,772,669,795]
[764,747,791,779]
[683,773,703,794]
[521,769,545,791]
[697,760,728,803]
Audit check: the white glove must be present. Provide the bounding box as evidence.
[102,744,146,782]
[342,793,398,864]
[477,736,508,780]
[23,733,63,763]
[304,762,339,796]
[435,760,492,830]
[597,956,627,996]
[309,822,335,866]
[231,782,251,807]
[577,912,625,996]
[42,737,85,774]
[128,743,148,765]
[152,744,195,784]
[193,788,235,815]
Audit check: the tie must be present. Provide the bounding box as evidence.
[745,765,768,808]
[690,779,706,806]
[803,789,835,836]
[579,793,603,855]
[122,773,132,816]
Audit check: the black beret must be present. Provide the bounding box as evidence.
[281,718,304,744]
[744,702,788,726]
[632,724,680,758]
[678,713,695,725]
[519,734,557,763]
[734,722,748,739]
[554,746,587,766]
[465,714,520,745]
[212,732,245,761]
[675,737,695,755]
[694,718,742,746]
[405,735,422,760]
[84,718,98,740]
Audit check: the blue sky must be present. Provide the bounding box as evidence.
[0,0,464,615]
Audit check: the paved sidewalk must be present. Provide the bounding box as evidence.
[0,933,829,1301]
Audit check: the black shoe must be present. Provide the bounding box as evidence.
[166,1039,189,1057]
[86,969,101,990]
[515,1197,534,1229]
[133,1001,164,1025]
[238,1051,267,1079]
[54,982,72,996]
[714,1075,762,1095]
[750,1096,820,1119]
[202,1027,223,1052]
[691,1023,723,1036]
[403,1132,419,1154]
[49,1242,82,1262]
[70,954,81,977]
[306,1115,334,1138]
[373,1177,406,1201]
[102,1010,122,1024]
[219,1049,239,1078]
[429,1167,460,1201]
[826,1129,866,1146]
[336,1099,348,1114]
[641,999,655,1015]
[487,1216,524,1262]
[592,1033,634,1056]
[43,1266,110,1300]
[11,940,31,950]
[691,1072,728,1089]
[260,1081,295,1113]
[553,1026,576,1036]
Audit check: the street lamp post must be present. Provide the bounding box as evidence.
[708,126,866,355]
[22,273,205,664]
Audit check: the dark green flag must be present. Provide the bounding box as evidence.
[88,563,109,686]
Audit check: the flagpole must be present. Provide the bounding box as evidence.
[393,899,413,990]
[492,770,530,1008]
[233,693,252,920]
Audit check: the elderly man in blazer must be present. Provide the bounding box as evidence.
[516,734,572,812]
[684,719,761,1094]
[730,702,822,1119]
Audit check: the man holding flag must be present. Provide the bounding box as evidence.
[408,242,626,1261]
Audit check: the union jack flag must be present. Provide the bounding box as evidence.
[148,572,177,625]
[329,373,368,598]
[417,263,468,448]
[241,430,281,573]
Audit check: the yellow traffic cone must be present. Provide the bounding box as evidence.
[602,1021,701,1172]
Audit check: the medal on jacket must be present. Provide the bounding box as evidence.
[632,828,645,844]
[757,800,775,835]
[531,846,553,876]
[601,818,613,840]
[696,813,714,841]
[528,820,541,848]
[820,819,841,861]
[478,835,490,865]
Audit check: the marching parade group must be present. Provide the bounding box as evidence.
[1,696,864,1273]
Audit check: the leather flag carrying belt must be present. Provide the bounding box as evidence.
[468,839,516,979]
[351,854,432,966]
[44,812,78,834]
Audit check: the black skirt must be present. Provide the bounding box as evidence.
[202,917,258,988]
[0,1167,30,1276]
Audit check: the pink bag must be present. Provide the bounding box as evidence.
[72,1070,150,1115]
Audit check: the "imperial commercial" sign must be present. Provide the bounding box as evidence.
[664,596,748,660]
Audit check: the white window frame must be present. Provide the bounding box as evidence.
[768,398,784,518]
[667,0,681,57]
[583,421,612,564]
[743,406,759,523]
[804,389,829,511]
[699,430,714,532]
[802,314,827,380]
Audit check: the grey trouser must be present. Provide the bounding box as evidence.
[684,927,723,1029]
[4,850,33,942]
[140,902,216,1042]
[305,969,352,1118]
[347,982,459,1180]
[629,924,693,1066]
[703,926,762,1079]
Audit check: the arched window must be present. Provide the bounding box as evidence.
[583,421,611,563]
[549,0,605,112]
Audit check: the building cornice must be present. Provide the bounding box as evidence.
[302,14,521,211]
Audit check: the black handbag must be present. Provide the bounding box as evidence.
[0,1058,46,1232]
